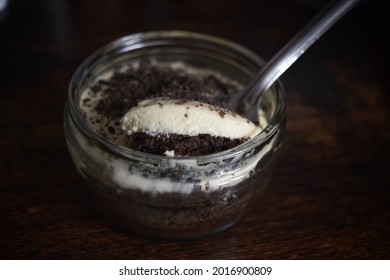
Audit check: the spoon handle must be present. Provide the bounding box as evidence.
[243,0,361,107]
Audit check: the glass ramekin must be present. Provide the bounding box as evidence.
[64,30,286,239]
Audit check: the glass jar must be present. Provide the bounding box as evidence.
[64,31,286,239]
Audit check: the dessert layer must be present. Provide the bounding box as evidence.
[80,61,244,148]
[121,98,261,139]
[126,132,246,157]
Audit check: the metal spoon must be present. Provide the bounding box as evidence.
[217,0,361,122]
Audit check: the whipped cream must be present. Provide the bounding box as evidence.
[121,98,262,139]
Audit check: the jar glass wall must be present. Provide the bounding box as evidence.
[64,31,286,239]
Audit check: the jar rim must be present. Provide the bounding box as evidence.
[67,30,286,164]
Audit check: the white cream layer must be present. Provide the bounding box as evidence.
[121,98,262,139]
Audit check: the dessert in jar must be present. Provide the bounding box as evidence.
[64,31,286,239]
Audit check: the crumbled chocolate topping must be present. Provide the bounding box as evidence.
[126,133,248,156]
[107,126,115,134]
[90,61,230,123]
[85,61,247,156]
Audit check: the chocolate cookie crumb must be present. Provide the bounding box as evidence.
[126,133,247,156]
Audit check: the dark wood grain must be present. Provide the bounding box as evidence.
[1,0,389,259]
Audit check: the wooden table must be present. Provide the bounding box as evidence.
[1,0,388,259]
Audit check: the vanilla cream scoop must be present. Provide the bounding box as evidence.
[121,98,262,139]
